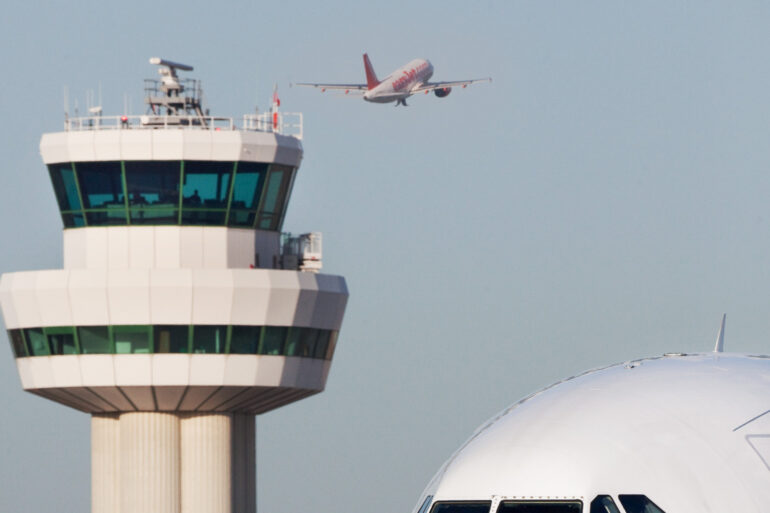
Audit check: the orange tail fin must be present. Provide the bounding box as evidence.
[363,53,380,90]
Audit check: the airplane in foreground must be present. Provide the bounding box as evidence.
[296,54,491,106]
[410,315,770,512]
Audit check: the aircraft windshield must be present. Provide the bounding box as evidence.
[617,495,665,513]
[430,501,491,513]
[496,501,582,513]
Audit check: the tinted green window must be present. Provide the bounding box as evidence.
[192,325,227,353]
[46,327,77,355]
[78,326,111,354]
[325,331,339,360]
[113,326,151,354]
[229,162,267,227]
[76,162,124,208]
[230,326,261,354]
[286,327,317,357]
[230,162,266,209]
[497,502,582,513]
[257,167,290,229]
[431,502,492,513]
[125,161,179,224]
[8,330,28,357]
[314,330,330,359]
[61,213,86,227]
[261,327,287,355]
[154,325,189,353]
[24,328,50,356]
[48,164,82,211]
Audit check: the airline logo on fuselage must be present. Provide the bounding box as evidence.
[392,61,431,91]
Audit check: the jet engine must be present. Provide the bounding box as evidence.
[434,87,452,98]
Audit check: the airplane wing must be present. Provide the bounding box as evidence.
[294,82,368,92]
[410,77,492,94]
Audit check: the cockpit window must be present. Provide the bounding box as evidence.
[617,495,665,513]
[496,501,582,513]
[430,501,491,513]
[590,496,621,513]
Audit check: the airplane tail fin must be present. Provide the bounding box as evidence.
[363,53,380,90]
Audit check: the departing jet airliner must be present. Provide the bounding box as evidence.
[296,53,491,106]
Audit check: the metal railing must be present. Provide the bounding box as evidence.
[64,112,303,139]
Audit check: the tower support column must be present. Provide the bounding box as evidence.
[120,412,181,513]
[92,413,120,513]
[232,414,257,513]
[181,413,233,513]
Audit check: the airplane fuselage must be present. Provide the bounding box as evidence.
[363,58,434,103]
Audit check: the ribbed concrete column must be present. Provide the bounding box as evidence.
[232,415,256,513]
[92,413,120,513]
[181,413,232,513]
[120,412,181,513]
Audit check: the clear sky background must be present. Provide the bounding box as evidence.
[2,1,770,512]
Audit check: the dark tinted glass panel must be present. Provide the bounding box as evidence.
[86,209,128,226]
[314,330,330,359]
[78,327,111,354]
[62,213,86,227]
[260,327,287,355]
[230,162,267,210]
[192,325,227,354]
[591,496,621,513]
[431,502,491,513]
[618,496,665,513]
[230,326,260,354]
[325,331,339,360]
[497,502,582,513]
[8,330,27,357]
[182,161,232,207]
[24,328,49,356]
[125,161,179,224]
[113,326,151,354]
[48,164,82,211]
[257,167,291,230]
[286,328,318,357]
[154,325,189,353]
[77,162,124,208]
[47,328,77,355]
[228,210,256,227]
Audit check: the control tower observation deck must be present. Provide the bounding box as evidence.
[0,58,348,513]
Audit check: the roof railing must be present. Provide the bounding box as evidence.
[63,112,303,139]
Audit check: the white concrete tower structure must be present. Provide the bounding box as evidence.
[0,58,348,513]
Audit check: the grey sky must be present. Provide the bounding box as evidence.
[2,1,770,512]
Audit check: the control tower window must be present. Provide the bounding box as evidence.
[617,495,665,513]
[113,325,152,354]
[9,325,337,358]
[181,161,233,225]
[78,327,111,354]
[48,163,82,212]
[125,161,180,225]
[590,496,621,513]
[154,325,190,353]
[228,162,267,227]
[258,165,294,230]
[431,501,491,513]
[496,501,582,513]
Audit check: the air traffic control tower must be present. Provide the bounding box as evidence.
[0,58,348,513]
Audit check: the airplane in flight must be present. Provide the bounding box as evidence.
[296,53,491,106]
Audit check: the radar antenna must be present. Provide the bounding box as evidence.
[144,57,206,124]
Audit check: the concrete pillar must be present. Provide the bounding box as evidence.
[120,412,181,513]
[92,414,120,513]
[232,415,256,513]
[181,413,232,513]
